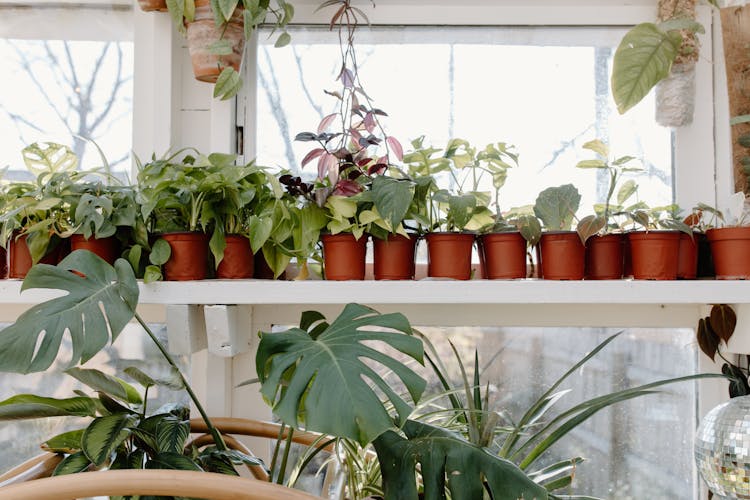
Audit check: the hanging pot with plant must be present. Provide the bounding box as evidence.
[138,0,167,11]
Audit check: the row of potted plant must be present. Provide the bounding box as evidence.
[2,138,749,283]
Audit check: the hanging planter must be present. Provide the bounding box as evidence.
[539,231,585,280]
[373,234,417,281]
[322,233,367,281]
[628,230,680,280]
[479,232,527,280]
[70,235,120,266]
[161,232,209,281]
[584,233,624,280]
[676,232,698,279]
[8,233,61,279]
[425,233,474,280]
[138,0,167,11]
[216,234,254,279]
[706,226,750,279]
[186,0,245,84]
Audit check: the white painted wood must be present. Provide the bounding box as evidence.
[204,305,253,357]
[190,349,233,418]
[713,7,736,210]
[166,305,207,355]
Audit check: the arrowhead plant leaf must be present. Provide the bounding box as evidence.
[0,251,139,373]
[256,303,426,446]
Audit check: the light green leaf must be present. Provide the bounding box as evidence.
[533,184,581,231]
[0,251,139,373]
[576,215,606,243]
[22,142,78,176]
[149,238,171,266]
[617,180,638,205]
[213,67,243,101]
[144,265,163,283]
[66,367,142,405]
[248,215,274,253]
[325,195,358,220]
[82,414,138,466]
[124,366,184,391]
[257,304,426,446]
[372,176,413,231]
[581,139,609,158]
[43,429,85,453]
[216,0,238,22]
[0,394,97,420]
[658,17,705,34]
[612,23,681,114]
[575,159,607,169]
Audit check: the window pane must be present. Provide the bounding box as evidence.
[257,26,673,213]
[0,9,133,179]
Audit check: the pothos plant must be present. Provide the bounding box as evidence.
[532,183,603,245]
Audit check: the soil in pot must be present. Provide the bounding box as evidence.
[186,0,245,83]
[706,227,750,279]
[8,233,62,279]
[676,232,698,280]
[70,235,120,265]
[425,232,475,280]
[585,233,624,280]
[161,232,209,281]
[373,234,417,280]
[480,232,527,279]
[216,234,254,279]
[696,232,715,278]
[137,0,167,11]
[539,231,585,280]
[627,230,680,280]
[322,233,367,281]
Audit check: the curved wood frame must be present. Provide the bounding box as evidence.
[189,417,334,452]
[0,469,320,500]
[0,453,62,487]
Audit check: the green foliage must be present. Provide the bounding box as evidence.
[257,303,426,446]
[533,184,581,231]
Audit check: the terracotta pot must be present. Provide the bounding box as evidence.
[706,227,750,279]
[321,233,367,281]
[0,247,6,279]
[696,232,715,278]
[585,233,624,280]
[215,234,254,279]
[137,0,167,11]
[186,0,245,83]
[373,234,417,280]
[161,232,209,281]
[480,232,527,279]
[539,231,585,280]
[70,235,120,265]
[8,233,61,279]
[627,230,680,280]
[425,232,475,280]
[676,233,698,280]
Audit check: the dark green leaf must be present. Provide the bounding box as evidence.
[0,252,139,373]
[82,414,138,466]
[146,452,202,471]
[52,451,91,476]
[723,363,750,398]
[372,176,413,231]
[155,416,190,453]
[66,367,142,405]
[0,394,97,420]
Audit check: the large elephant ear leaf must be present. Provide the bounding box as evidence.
[256,303,426,446]
[0,251,139,374]
[373,420,549,500]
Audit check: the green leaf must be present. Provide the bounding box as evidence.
[275,31,292,48]
[149,238,171,266]
[575,159,607,169]
[124,366,185,391]
[617,180,638,205]
[373,420,549,500]
[533,184,581,231]
[257,303,426,446]
[581,139,609,158]
[0,394,97,420]
[144,265,163,283]
[208,39,234,56]
[248,215,274,253]
[372,176,413,232]
[0,251,139,373]
[21,142,78,176]
[82,414,138,466]
[146,452,203,471]
[66,367,143,405]
[52,451,91,476]
[155,416,190,453]
[213,67,243,101]
[216,0,238,22]
[731,114,750,126]
[43,429,84,453]
[658,17,705,34]
[166,0,186,33]
[612,23,681,114]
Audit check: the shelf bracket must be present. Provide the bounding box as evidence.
[166,305,207,355]
[204,305,253,357]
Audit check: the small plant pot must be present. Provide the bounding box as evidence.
[216,234,254,279]
[706,227,750,279]
[425,232,475,280]
[479,232,527,279]
[137,0,167,11]
[186,0,245,83]
[539,231,585,280]
[585,233,624,280]
[627,230,680,280]
[161,232,209,281]
[373,234,417,280]
[322,233,367,281]
[253,252,287,280]
[70,235,120,265]
[676,232,698,280]
[696,232,715,278]
[8,233,61,279]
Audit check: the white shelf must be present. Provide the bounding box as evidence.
[1,278,749,306]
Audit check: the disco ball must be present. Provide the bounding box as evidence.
[695,396,750,499]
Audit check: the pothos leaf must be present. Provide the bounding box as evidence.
[709,304,737,344]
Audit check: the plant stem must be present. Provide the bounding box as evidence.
[277,426,295,485]
[133,311,227,451]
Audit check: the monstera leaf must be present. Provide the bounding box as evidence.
[373,420,549,500]
[256,304,426,446]
[0,251,139,373]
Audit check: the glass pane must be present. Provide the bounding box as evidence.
[0,19,133,179]
[257,26,673,213]
[0,323,189,474]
